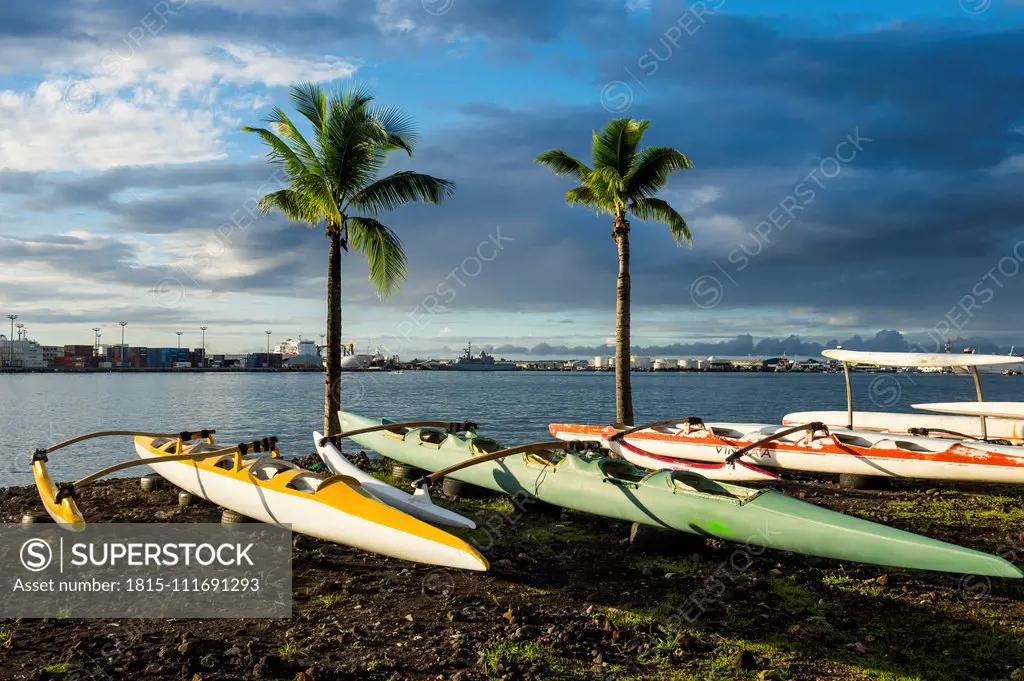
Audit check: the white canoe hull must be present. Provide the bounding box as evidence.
[135,441,486,570]
[313,432,476,530]
[552,422,1024,483]
[784,410,1024,444]
[912,402,1024,420]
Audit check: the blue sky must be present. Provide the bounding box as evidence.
[1,0,1023,357]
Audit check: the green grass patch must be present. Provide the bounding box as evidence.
[277,642,304,659]
[313,592,345,608]
[42,663,74,674]
[481,640,589,678]
[771,576,825,616]
[0,628,10,644]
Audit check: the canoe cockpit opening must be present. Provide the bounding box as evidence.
[469,438,502,456]
[285,472,323,493]
[250,459,294,481]
[870,438,934,453]
[418,429,446,446]
[669,471,745,498]
[524,450,562,467]
[152,438,177,452]
[599,460,646,484]
[383,426,410,440]
[213,456,236,471]
[833,433,874,448]
[710,426,745,439]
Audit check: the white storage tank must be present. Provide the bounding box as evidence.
[631,355,652,370]
[677,359,692,369]
[652,359,670,371]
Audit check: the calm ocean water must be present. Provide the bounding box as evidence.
[1,370,1021,487]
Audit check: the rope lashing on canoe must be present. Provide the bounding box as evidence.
[37,429,217,458]
[724,422,830,464]
[412,439,606,489]
[608,416,707,442]
[54,482,78,504]
[318,420,481,449]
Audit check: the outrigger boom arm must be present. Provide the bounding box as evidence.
[36,429,217,458]
[412,439,604,490]
[607,417,707,441]
[71,437,278,491]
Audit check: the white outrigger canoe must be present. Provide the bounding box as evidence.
[913,402,1024,420]
[31,429,488,571]
[313,431,476,529]
[786,349,1024,443]
[783,410,1024,444]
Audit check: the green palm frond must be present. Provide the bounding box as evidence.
[350,171,456,215]
[626,147,693,198]
[535,150,592,181]
[290,81,329,134]
[631,197,692,246]
[565,186,602,210]
[347,216,408,297]
[239,126,311,178]
[365,103,418,155]
[267,108,324,175]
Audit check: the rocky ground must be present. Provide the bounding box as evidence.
[1,455,1023,681]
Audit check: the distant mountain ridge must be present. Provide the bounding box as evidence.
[467,330,1021,358]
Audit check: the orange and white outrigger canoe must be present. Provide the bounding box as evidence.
[31,430,488,571]
[547,422,778,482]
[550,419,1024,484]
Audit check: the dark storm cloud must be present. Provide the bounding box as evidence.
[4,1,1024,342]
[603,11,1024,172]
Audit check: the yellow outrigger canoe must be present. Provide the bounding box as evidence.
[31,429,488,571]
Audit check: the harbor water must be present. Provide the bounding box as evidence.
[1,370,1021,487]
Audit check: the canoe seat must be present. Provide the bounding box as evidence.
[250,458,294,481]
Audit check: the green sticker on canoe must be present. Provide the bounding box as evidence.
[706,520,733,536]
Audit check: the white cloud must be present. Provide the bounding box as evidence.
[0,37,359,172]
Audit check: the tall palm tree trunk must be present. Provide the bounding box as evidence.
[614,216,634,426]
[324,225,343,437]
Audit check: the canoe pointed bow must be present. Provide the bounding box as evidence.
[707,492,1022,579]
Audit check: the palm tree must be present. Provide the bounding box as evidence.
[537,118,692,426]
[244,83,455,437]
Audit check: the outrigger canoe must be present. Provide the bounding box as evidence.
[31,429,488,571]
[341,411,1022,577]
[313,431,476,529]
[551,420,1024,484]
[787,349,1024,443]
[782,410,1024,444]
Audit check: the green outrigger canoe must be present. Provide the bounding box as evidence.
[340,411,1023,578]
